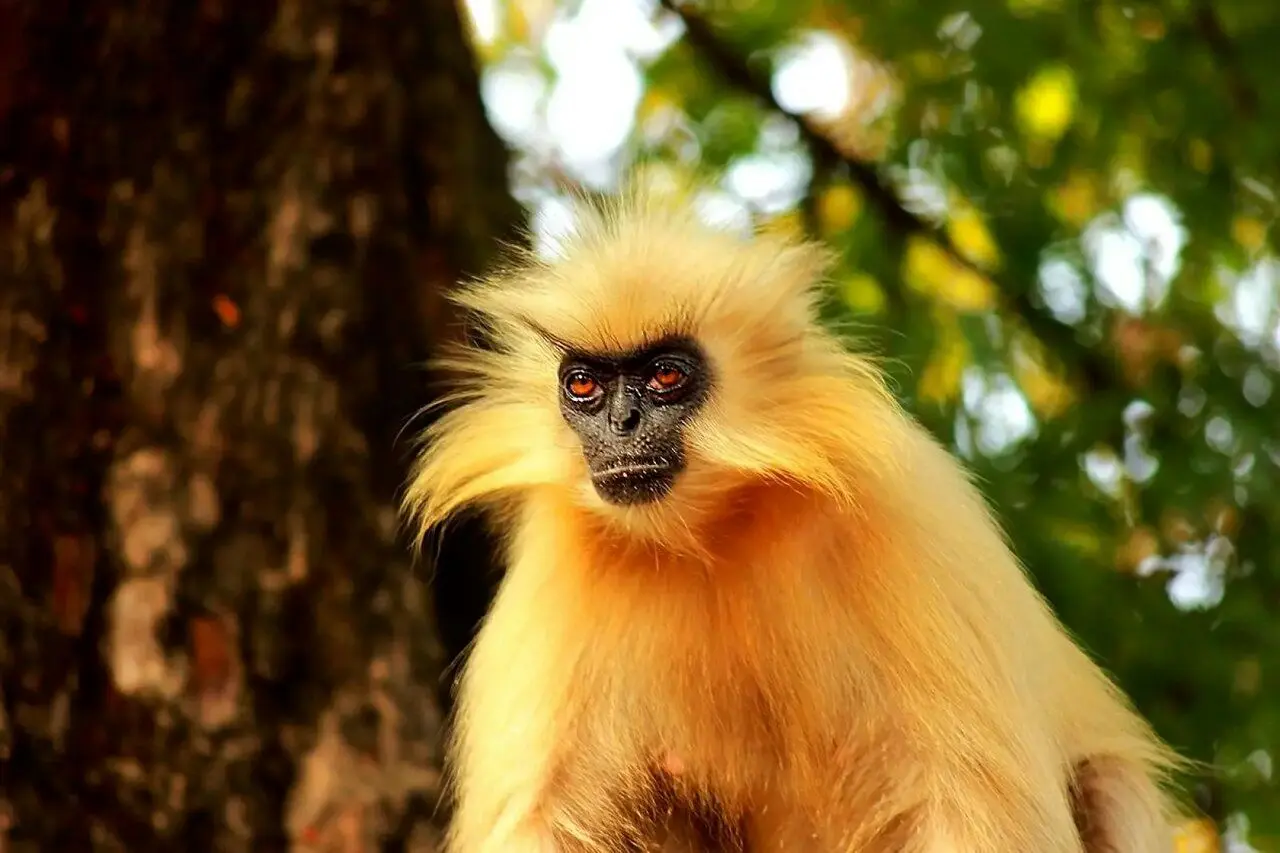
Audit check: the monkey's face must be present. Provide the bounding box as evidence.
[556,336,712,507]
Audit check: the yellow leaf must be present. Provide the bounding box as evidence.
[1015,65,1077,144]
[1234,658,1261,697]
[459,0,506,56]
[839,272,885,314]
[1159,509,1197,546]
[1134,8,1166,40]
[816,183,863,235]
[903,236,996,312]
[1051,520,1104,557]
[639,89,679,123]
[946,203,1001,271]
[1112,131,1148,194]
[1047,169,1101,228]
[1173,818,1220,853]
[1206,498,1240,537]
[1231,216,1268,253]
[1187,138,1213,173]
[1011,338,1074,419]
[1115,526,1159,573]
[906,50,948,83]
[1025,139,1055,170]
[1007,0,1062,15]
[944,266,996,312]
[507,0,529,43]
[805,5,864,39]
[918,315,970,405]
[1095,4,1143,75]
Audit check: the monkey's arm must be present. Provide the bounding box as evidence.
[1070,754,1174,853]
[906,756,1171,853]
[1052,637,1181,852]
[444,556,576,853]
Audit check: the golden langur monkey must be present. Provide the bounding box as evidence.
[404,188,1184,852]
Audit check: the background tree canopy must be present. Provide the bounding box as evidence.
[466,0,1280,847]
[1,0,1276,850]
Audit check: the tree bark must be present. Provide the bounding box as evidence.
[0,1,519,850]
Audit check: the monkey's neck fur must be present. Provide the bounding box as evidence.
[405,190,1181,851]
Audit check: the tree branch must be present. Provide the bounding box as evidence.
[1190,3,1259,120]
[659,0,1118,393]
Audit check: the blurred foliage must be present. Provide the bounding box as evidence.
[464,0,1280,846]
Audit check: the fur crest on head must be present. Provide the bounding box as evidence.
[402,186,904,546]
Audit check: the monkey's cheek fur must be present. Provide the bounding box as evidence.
[589,462,680,505]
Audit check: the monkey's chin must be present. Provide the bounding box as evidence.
[589,462,678,506]
[579,463,735,553]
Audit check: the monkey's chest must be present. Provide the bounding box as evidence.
[585,656,856,850]
[563,589,887,849]
[595,629,816,804]
[571,561,865,825]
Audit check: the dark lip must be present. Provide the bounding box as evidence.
[591,461,676,479]
[589,458,680,506]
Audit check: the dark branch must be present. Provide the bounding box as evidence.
[658,0,1118,393]
[1190,3,1259,120]
[660,0,922,239]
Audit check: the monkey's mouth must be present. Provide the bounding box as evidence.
[590,459,680,506]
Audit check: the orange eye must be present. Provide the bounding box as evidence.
[565,371,599,399]
[648,364,686,392]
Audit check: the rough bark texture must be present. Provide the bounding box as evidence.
[0,1,519,850]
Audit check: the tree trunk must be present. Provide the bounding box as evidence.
[0,1,519,850]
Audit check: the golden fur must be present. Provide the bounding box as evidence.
[404,187,1184,852]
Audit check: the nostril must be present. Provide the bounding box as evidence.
[612,406,641,435]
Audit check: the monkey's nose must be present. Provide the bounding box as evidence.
[610,406,641,435]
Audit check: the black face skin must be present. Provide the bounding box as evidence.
[557,336,712,506]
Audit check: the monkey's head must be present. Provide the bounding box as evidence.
[404,188,904,549]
